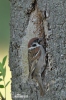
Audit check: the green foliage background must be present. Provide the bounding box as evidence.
[0,0,10,49]
[0,1,11,100]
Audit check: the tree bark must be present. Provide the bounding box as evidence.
[9,0,66,100]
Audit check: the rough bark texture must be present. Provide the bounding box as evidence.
[9,0,66,100]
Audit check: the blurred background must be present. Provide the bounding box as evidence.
[0,0,11,100]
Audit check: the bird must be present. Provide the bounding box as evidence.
[28,37,46,96]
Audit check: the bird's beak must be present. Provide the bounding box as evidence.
[38,38,43,43]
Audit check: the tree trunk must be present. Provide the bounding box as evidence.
[9,0,66,100]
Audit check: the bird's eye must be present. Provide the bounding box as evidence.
[32,44,36,47]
